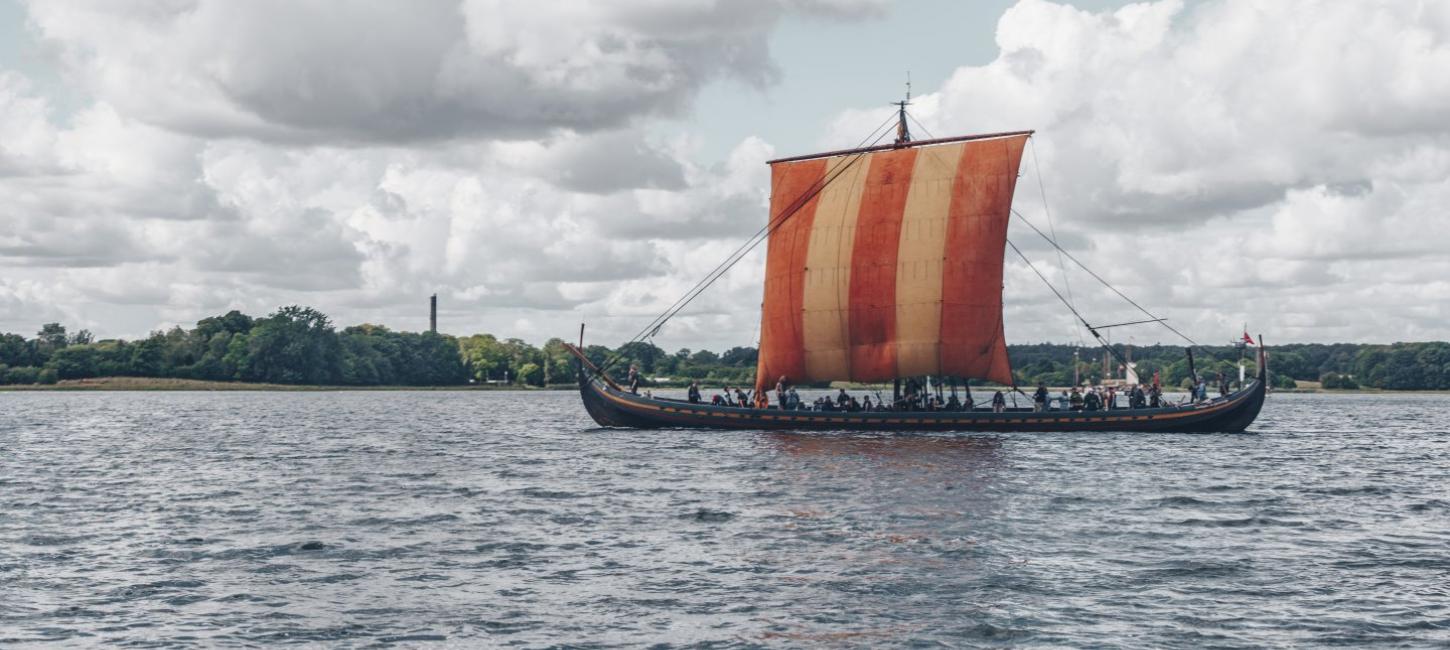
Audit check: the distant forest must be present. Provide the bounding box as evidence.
[2,305,1448,390]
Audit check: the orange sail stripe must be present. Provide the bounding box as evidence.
[847,147,917,382]
[755,133,1029,390]
[755,158,827,391]
[938,136,1028,385]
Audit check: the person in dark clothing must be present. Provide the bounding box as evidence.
[687,381,701,404]
[1033,382,1049,412]
[1069,387,1084,411]
[991,390,1007,413]
[735,388,749,407]
[627,365,640,394]
[1218,372,1229,397]
[1084,389,1101,411]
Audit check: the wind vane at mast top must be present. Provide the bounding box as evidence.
[894,72,912,145]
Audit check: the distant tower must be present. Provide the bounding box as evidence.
[429,294,437,333]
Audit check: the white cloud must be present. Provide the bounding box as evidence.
[20,0,881,143]
[825,0,1450,345]
[1,0,1447,350]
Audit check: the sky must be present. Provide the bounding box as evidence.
[1,0,1447,352]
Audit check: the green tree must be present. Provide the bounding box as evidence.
[128,334,166,376]
[540,338,574,385]
[47,345,99,380]
[4,366,40,384]
[239,306,342,384]
[516,362,544,386]
[459,333,510,382]
[195,310,255,339]
[0,333,33,367]
[36,323,67,353]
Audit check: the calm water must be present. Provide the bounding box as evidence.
[2,391,1447,647]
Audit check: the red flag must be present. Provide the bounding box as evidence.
[1242,332,1255,345]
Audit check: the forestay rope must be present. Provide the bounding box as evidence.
[1010,209,1202,349]
[594,110,902,376]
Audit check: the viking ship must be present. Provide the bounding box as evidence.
[567,101,1267,433]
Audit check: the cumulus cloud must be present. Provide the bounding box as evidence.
[21,0,881,144]
[825,0,1450,344]
[1,0,1447,350]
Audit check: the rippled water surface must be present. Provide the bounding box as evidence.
[3,390,1448,647]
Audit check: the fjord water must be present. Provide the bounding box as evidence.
[3,391,1447,647]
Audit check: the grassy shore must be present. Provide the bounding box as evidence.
[0,376,567,391]
[2,376,1443,394]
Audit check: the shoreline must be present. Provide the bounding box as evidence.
[0,377,573,392]
[2,376,1448,394]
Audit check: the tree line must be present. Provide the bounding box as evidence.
[1,306,1447,389]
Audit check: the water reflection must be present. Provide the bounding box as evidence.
[756,432,1008,528]
[760,432,1005,472]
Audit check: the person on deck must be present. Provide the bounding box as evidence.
[1149,384,1162,408]
[735,388,749,407]
[991,390,1007,413]
[775,376,789,408]
[627,365,640,395]
[1033,382,1049,412]
[711,393,724,406]
[1218,372,1229,397]
[687,381,701,404]
[904,379,922,410]
[754,390,769,409]
[946,393,961,411]
[1106,386,1117,410]
[1069,387,1084,411]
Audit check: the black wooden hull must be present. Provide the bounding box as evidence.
[576,369,1266,433]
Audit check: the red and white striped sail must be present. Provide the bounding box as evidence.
[755,133,1029,390]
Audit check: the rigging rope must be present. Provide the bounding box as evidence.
[1028,138,1084,348]
[1006,238,1136,376]
[905,111,936,141]
[594,110,900,376]
[1011,209,1202,349]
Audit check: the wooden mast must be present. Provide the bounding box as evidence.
[894,74,912,145]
